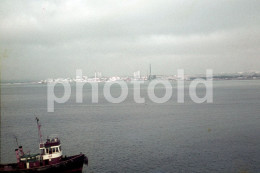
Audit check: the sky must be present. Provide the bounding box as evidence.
[0,0,260,81]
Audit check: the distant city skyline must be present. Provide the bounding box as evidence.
[1,0,260,81]
[1,69,260,83]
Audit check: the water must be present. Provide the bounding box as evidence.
[1,80,260,172]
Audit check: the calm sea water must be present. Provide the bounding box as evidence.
[1,80,260,173]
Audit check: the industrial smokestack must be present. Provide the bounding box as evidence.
[150,64,151,76]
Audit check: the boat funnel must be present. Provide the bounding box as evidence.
[19,146,24,156]
[15,149,20,163]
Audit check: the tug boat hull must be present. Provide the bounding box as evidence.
[0,154,88,173]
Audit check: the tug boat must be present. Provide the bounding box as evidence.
[0,118,88,173]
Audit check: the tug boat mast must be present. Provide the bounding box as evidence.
[36,117,63,165]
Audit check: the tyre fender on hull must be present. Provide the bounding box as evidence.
[84,156,88,166]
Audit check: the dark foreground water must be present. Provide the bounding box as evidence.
[1,80,260,173]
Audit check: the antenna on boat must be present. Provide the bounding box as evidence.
[14,135,19,148]
[35,116,43,144]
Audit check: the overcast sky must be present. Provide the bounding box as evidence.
[1,0,260,81]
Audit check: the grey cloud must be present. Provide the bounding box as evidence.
[1,0,260,81]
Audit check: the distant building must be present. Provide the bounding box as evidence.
[133,71,141,79]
